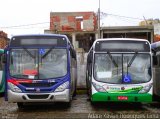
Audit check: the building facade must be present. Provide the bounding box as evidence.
[50,12,97,32]
[0,31,8,48]
[45,11,98,52]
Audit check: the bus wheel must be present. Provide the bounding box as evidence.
[91,101,97,106]
[17,102,24,109]
[88,88,92,101]
[66,101,71,107]
[134,102,142,107]
[73,88,77,97]
[73,81,77,97]
[61,101,71,107]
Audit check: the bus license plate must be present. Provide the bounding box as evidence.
[118,96,128,100]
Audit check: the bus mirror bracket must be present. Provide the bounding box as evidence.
[88,54,92,63]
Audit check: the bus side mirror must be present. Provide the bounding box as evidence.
[70,48,76,59]
[153,55,158,65]
[87,53,93,63]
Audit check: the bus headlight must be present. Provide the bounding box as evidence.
[8,82,22,93]
[92,82,106,92]
[54,81,69,92]
[139,84,152,94]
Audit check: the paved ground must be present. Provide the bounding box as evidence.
[0,93,160,119]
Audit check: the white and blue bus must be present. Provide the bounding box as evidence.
[5,34,77,108]
[86,38,152,103]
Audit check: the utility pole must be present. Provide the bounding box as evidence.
[143,16,149,26]
[98,0,101,38]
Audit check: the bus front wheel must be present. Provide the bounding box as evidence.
[17,102,24,109]
[73,79,77,97]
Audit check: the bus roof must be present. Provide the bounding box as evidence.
[89,38,150,53]
[11,34,68,39]
[94,38,149,43]
[9,34,72,47]
[92,38,150,47]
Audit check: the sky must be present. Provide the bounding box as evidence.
[0,0,160,38]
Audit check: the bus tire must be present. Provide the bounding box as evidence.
[73,88,76,97]
[66,101,71,107]
[88,89,92,101]
[134,102,142,107]
[91,101,97,106]
[73,79,77,97]
[17,102,24,109]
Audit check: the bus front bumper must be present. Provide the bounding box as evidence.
[91,92,152,103]
[7,89,70,103]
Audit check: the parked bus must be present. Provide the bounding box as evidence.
[151,41,160,98]
[86,38,152,103]
[0,49,5,93]
[4,34,77,108]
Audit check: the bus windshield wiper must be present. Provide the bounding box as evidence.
[41,47,54,59]
[107,51,118,67]
[23,48,35,59]
[127,52,138,67]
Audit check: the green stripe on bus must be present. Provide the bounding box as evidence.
[92,92,152,102]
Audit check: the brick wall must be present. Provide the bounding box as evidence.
[50,12,97,32]
[0,31,8,49]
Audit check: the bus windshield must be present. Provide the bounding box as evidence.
[9,48,67,79]
[94,53,151,84]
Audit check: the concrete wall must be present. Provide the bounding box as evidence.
[76,49,87,89]
[101,26,154,43]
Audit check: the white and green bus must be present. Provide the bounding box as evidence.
[86,38,152,103]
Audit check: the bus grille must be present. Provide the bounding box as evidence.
[27,94,49,99]
[20,82,57,88]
